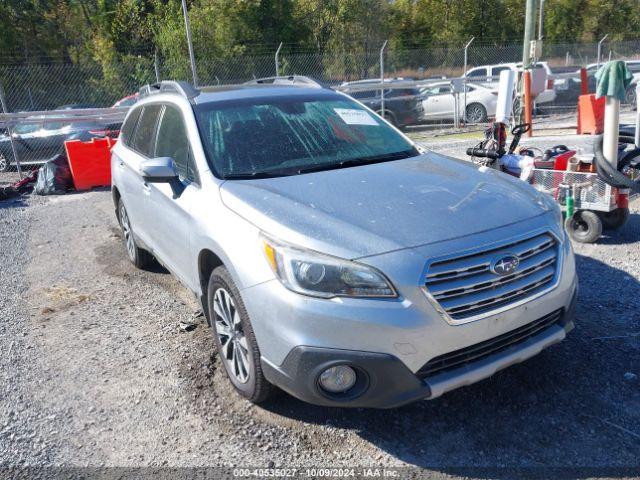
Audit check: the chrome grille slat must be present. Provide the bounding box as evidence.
[431,248,557,300]
[424,233,559,321]
[425,234,555,284]
[441,266,555,313]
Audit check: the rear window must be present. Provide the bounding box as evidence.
[195,94,417,178]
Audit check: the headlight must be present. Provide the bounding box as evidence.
[261,234,397,298]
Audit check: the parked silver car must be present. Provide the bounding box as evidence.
[111,80,577,408]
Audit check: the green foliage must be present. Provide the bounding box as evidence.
[1,0,640,109]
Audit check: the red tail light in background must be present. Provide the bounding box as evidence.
[547,78,554,90]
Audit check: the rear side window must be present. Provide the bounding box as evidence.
[155,106,197,183]
[132,105,162,156]
[468,68,487,77]
[120,107,142,146]
[350,90,376,100]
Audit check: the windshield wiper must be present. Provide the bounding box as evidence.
[296,149,417,174]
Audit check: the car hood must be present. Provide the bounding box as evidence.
[220,153,549,259]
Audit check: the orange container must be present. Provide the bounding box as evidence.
[577,94,605,135]
[64,137,116,191]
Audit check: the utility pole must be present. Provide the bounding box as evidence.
[522,0,537,69]
[538,0,545,41]
[181,0,199,87]
[521,0,537,131]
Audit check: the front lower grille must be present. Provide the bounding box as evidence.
[424,232,559,321]
[416,308,563,379]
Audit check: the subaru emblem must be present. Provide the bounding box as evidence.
[491,254,520,276]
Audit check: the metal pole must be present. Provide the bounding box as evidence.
[181,0,199,87]
[0,84,22,179]
[521,0,537,124]
[538,0,546,40]
[522,0,537,69]
[597,34,608,71]
[275,42,283,76]
[380,40,388,119]
[635,84,640,148]
[463,37,475,123]
[154,50,161,83]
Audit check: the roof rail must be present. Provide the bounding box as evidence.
[138,81,200,100]
[243,75,323,88]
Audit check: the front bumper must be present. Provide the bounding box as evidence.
[261,292,576,408]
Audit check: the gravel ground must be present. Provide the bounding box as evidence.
[0,134,639,477]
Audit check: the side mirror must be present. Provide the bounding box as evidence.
[139,157,177,183]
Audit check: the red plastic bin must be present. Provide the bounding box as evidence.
[64,137,117,191]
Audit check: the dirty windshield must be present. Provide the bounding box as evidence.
[195,94,419,179]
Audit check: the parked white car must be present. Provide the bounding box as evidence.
[420,82,498,123]
[465,62,556,104]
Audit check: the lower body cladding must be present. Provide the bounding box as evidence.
[260,296,575,408]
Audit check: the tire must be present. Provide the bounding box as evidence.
[565,210,603,243]
[207,266,275,404]
[0,153,10,173]
[598,208,630,230]
[465,103,488,123]
[625,86,636,107]
[117,198,154,269]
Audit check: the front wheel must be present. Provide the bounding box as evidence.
[0,153,10,173]
[565,210,603,243]
[207,266,275,404]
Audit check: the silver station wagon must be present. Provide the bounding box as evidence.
[111,80,577,408]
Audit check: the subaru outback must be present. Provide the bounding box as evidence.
[111,80,577,408]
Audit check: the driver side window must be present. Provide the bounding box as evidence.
[154,105,198,184]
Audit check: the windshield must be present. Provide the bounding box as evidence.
[195,94,418,179]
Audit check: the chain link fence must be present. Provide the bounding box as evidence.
[1,40,639,178]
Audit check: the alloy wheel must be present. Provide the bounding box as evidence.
[0,154,8,172]
[466,104,486,123]
[119,204,136,261]
[213,287,250,384]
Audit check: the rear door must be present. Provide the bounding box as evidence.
[466,67,489,88]
[145,104,200,289]
[115,104,162,246]
[489,66,511,86]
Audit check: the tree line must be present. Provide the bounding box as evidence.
[1,0,638,64]
[0,0,638,110]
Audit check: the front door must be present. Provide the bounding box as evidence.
[145,104,200,290]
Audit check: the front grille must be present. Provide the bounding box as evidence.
[424,232,559,321]
[417,308,563,379]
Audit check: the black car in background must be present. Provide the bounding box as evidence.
[340,79,424,128]
[549,66,596,110]
[0,115,120,172]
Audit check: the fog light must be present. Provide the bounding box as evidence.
[318,365,357,393]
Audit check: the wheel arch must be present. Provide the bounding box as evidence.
[198,248,225,324]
